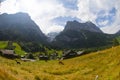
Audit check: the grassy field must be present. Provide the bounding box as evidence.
[0,46,120,80]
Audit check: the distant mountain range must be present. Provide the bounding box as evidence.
[0,12,119,50]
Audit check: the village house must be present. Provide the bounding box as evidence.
[62,50,84,59]
[0,50,19,59]
[77,51,84,56]
[62,50,77,59]
[39,54,49,61]
[49,52,58,60]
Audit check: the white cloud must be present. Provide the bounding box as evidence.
[101,24,120,34]
[78,0,98,22]
[46,24,64,34]
[0,0,19,14]
[98,20,109,26]
[77,0,90,21]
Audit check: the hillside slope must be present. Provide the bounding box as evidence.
[0,46,120,80]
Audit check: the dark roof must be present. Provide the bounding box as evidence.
[63,50,76,55]
[77,51,84,55]
[0,50,15,55]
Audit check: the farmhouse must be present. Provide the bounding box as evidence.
[0,50,18,59]
[49,53,58,60]
[62,50,77,59]
[62,50,84,59]
[39,54,49,61]
[77,51,84,55]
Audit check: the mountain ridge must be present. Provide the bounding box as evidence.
[52,20,114,49]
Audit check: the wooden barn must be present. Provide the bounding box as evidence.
[39,54,49,61]
[62,50,77,59]
[0,50,19,59]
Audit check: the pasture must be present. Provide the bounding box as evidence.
[0,46,120,80]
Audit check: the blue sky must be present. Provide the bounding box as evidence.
[0,0,120,34]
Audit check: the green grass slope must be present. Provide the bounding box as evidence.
[0,41,26,56]
[0,41,8,49]
[13,43,26,56]
[0,46,120,80]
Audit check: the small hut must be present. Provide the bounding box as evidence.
[62,50,77,59]
[77,51,84,56]
[0,50,18,59]
[39,54,49,61]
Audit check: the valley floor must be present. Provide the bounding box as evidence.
[0,46,120,80]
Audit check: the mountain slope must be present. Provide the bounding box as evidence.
[0,46,120,80]
[52,21,114,49]
[0,12,47,43]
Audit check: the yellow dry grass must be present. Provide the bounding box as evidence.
[0,46,120,80]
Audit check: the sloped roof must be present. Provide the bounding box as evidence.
[0,50,15,55]
[77,51,84,55]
